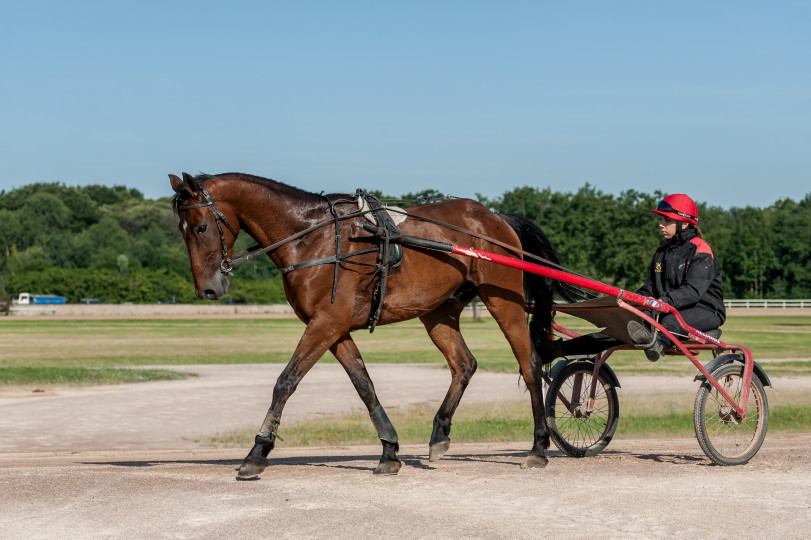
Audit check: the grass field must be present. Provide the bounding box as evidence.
[1,315,809,379]
[2,314,809,440]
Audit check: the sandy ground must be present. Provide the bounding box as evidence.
[1,363,810,539]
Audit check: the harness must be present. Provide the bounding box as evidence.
[178,185,405,331]
[275,191,403,330]
[177,182,566,331]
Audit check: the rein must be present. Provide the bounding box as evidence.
[377,206,574,274]
[178,182,569,278]
[230,214,358,268]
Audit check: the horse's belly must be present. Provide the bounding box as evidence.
[375,263,469,322]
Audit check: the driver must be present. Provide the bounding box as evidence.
[548,193,726,362]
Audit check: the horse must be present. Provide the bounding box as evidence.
[170,172,559,477]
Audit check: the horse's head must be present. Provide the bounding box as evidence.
[170,172,239,300]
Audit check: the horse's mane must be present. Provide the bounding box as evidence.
[172,172,325,216]
[204,172,324,202]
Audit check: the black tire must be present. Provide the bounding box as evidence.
[694,363,769,466]
[545,361,620,457]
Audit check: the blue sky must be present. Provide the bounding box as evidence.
[1,1,809,209]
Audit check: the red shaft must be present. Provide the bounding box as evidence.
[450,244,669,312]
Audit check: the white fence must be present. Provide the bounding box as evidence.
[465,299,811,314]
[724,299,811,309]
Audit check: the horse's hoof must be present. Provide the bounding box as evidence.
[429,440,450,462]
[521,454,549,469]
[373,459,402,475]
[238,456,269,478]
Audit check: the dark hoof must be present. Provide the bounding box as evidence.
[429,440,450,462]
[373,459,402,475]
[238,456,269,478]
[521,453,549,469]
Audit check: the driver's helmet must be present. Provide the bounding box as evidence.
[652,194,698,225]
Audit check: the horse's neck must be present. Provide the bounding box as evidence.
[221,175,326,253]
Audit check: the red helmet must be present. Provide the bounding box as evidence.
[652,194,698,225]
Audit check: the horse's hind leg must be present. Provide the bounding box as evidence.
[478,283,550,468]
[330,334,402,475]
[419,300,478,462]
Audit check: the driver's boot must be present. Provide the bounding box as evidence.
[627,321,665,362]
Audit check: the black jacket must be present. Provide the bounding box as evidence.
[636,228,726,323]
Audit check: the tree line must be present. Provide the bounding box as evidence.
[1,182,808,304]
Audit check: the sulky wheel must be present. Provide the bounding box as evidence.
[693,363,769,465]
[545,361,619,457]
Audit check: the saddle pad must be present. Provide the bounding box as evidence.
[357,197,407,226]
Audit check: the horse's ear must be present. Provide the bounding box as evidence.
[182,172,202,195]
[169,174,183,193]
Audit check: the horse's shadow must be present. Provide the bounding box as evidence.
[82,449,537,474]
[82,448,711,476]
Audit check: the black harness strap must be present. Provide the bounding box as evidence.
[361,194,404,331]
[277,191,404,331]
[323,193,342,303]
[229,214,360,269]
[277,192,370,304]
[278,248,380,274]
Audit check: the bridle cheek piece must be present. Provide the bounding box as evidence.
[178,185,239,276]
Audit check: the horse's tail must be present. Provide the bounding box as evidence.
[498,213,559,361]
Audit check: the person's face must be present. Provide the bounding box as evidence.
[659,215,679,240]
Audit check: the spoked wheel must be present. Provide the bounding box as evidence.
[545,362,619,457]
[694,363,769,466]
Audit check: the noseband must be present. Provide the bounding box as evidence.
[178,185,239,275]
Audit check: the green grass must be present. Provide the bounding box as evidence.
[202,401,811,448]
[0,366,192,385]
[0,314,809,384]
[204,402,539,447]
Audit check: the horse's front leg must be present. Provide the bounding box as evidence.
[238,322,343,478]
[330,334,401,475]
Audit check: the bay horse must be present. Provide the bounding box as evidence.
[170,172,559,477]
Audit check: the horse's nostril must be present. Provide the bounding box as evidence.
[204,289,217,299]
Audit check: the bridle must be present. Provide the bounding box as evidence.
[177,184,239,275]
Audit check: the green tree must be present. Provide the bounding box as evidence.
[767,197,811,297]
[77,215,132,271]
[16,192,71,250]
[0,209,22,270]
[1,181,809,303]
[726,207,776,298]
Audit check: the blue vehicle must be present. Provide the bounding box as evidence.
[12,293,67,305]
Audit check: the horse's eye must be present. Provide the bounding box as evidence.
[196,225,208,234]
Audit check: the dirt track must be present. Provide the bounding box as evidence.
[3,435,810,539]
[2,364,810,538]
